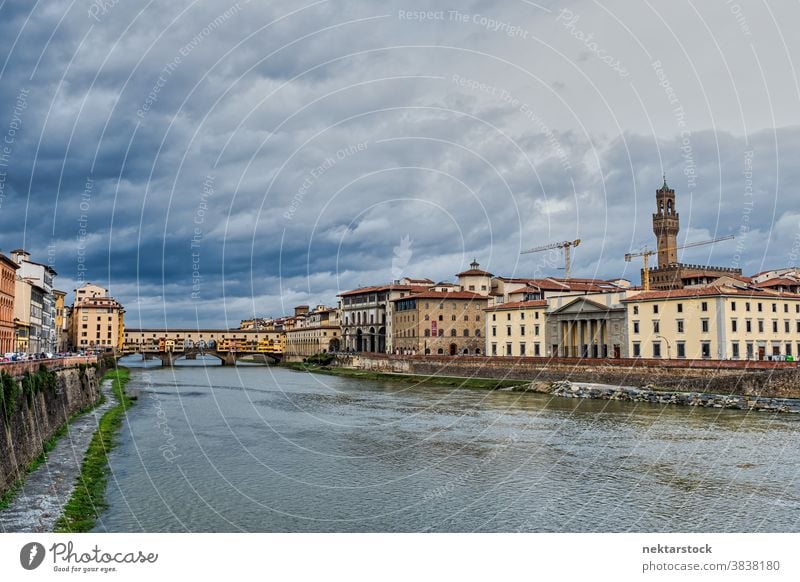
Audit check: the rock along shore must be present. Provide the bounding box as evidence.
[519,380,800,413]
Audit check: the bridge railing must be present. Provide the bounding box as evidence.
[0,356,98,377]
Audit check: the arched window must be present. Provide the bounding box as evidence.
[475,329,481,337]
[450,329,456,337]
[437,348,444,354]
[463,329,469,336]
[424,329,430,337]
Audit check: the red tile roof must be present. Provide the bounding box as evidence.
[484,300,548,311]
[338,284,429,297]
[622,286,800,301]
[455,268,493,277]
[390,290,488,301]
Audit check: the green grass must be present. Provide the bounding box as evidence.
[54,367,133,533]
[0,389,107,511]
[280,361,527,390]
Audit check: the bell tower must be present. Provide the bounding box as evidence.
[652,177,679,267]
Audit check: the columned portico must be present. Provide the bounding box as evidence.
[546,296,628,359]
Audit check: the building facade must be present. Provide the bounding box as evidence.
[339,283,430,353]
[69,283,125,351]
[284,305,341,359]
[0,253,19,354]
[391,290,488,355]
[485,300,547,357]
[544,293,630,358]
[12,249,57,352]
[623,286,800,360]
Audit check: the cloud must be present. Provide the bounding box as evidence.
[1,0,798,326]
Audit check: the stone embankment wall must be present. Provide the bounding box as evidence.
[0,365,101,494]
[336,354,800,398]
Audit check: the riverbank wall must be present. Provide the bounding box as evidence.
[0,364,101,495]
[336,354,800,398]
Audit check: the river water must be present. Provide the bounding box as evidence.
[93,366,800,532]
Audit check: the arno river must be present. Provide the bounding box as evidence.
[93,365,800,532]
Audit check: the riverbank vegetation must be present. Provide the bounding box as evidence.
[280,361,527,390]
[54,367,133,533]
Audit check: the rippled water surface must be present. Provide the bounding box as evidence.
[93,367,800,532]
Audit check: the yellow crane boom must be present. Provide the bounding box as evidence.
[521,239,581,279]
[624,235,734,291]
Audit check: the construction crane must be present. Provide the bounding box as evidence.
[521,239,581,279]
[624,235,735,291]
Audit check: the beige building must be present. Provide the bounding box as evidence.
[391,290,488,355]
[284,305,341,360]
[69,283,125,351]
[484,300,548,357]
[622,285,800,360]
[54,289,68,352]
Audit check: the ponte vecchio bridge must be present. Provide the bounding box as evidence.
[122,328,284,366]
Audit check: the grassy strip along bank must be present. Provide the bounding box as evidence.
[280,361,528,390]
[54,368,134,533]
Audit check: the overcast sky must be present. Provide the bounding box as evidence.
[1,0,798,328]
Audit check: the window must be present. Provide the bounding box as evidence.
[677,303,683,313]
[772,303,777,313]
[731,302,736,312]
[469,285,475,291]
[492,314,496,321]
[701,319,709,333]
[677,320,684,333]
[653,305,659,314]
[758,320,764,333]
[701,342,711,359]
[520,325,526,336]
[534,325,540,336]
[424,329,430,337]
[491,343,497,356]
[676,342,686,358]
[534,343,541,356]
[701,302,708,312]
[633,321,640,334]
[731,343,740,359]
[463,329,469,337]
[633,342,641,357]
[451,329,457,337]
[507,326,512,336]
[785,321,790,333]
[757,303,763,312]
[463,315,469,321]
[746,302,751,312]
[746,343,754,359]
[492,326,497,337]
[476,329,481,337]
[746,319,752,333]
[633,305,639,315]
[785,304,789,313]
[731,319,737,333]
[475,315,481,321]
[653,321,660,333]
[506,343,512,356]
[520,343,526,356]
[451,315,456,321]
[652,342,661,358]
[772,320,778,333]
[438,315,443,321]
[521,312,525,320]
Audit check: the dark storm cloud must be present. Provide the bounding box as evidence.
[1,0,798,327]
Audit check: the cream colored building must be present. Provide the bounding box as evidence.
[391,290,488,356]
[622,285,800,360]
[284,305,341,360]
[70,283,125,351]
[485,300,548,357]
